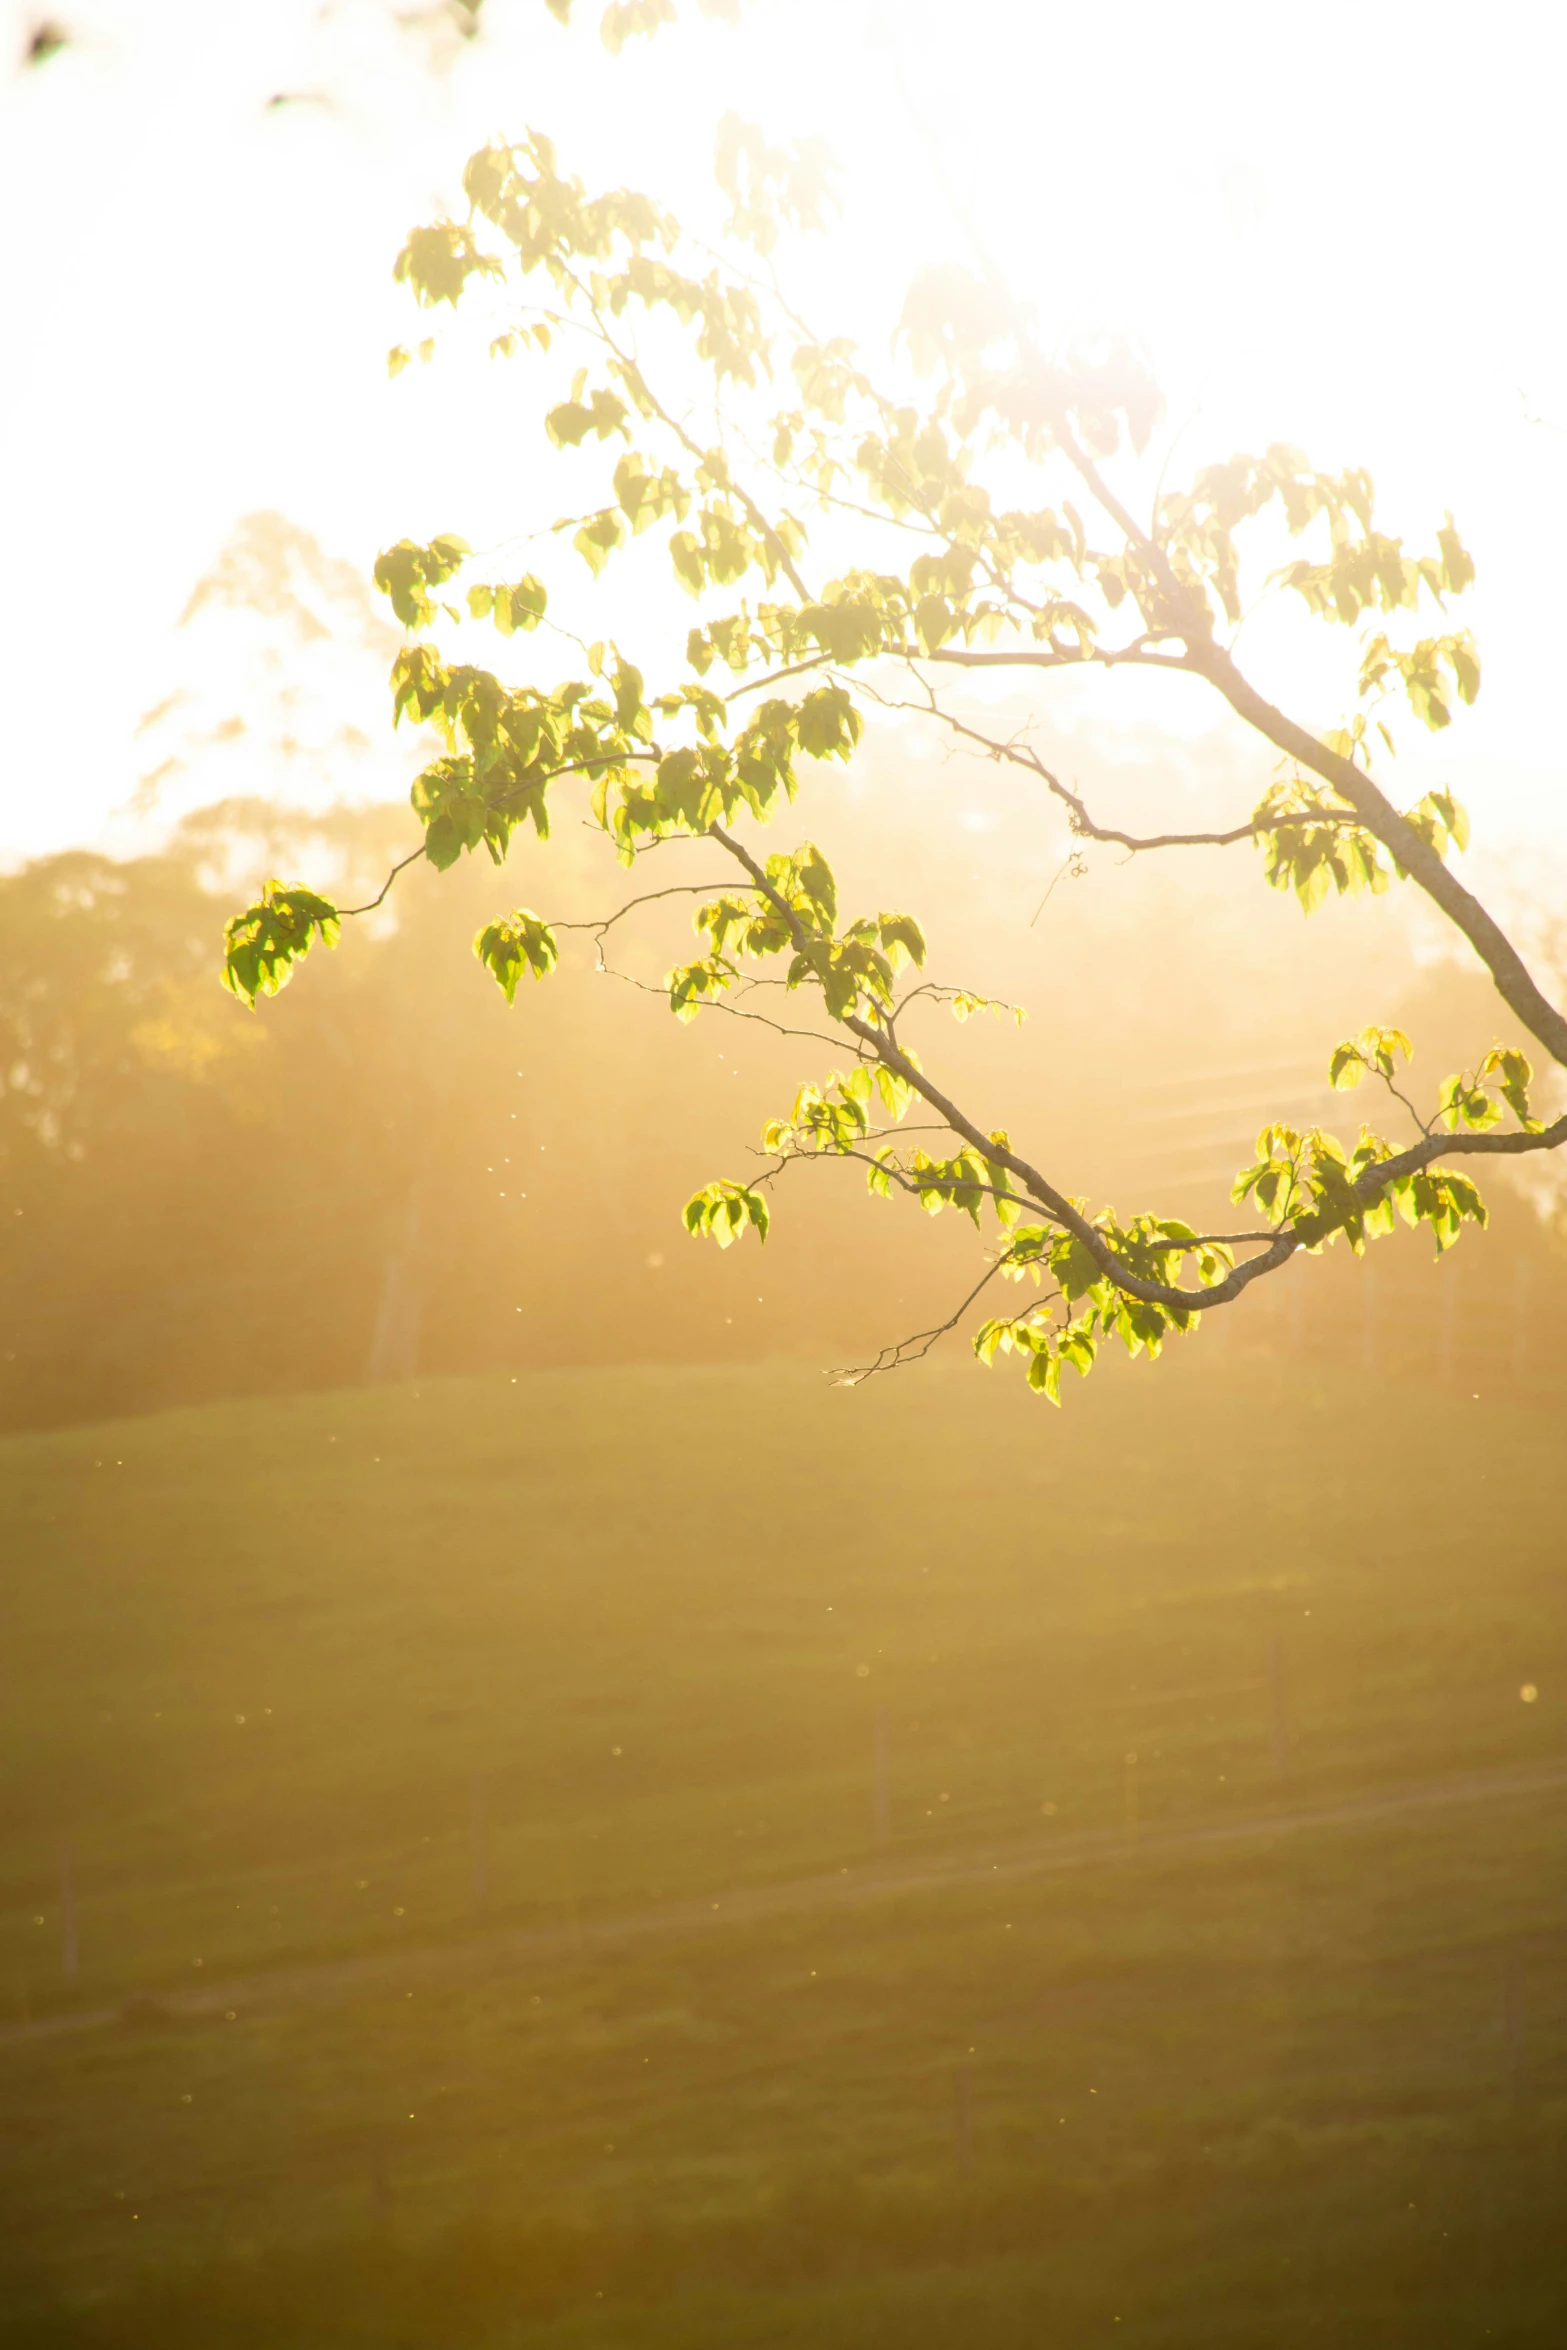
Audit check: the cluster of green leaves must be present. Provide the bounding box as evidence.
[738,1045,1247,1404]
[1329,1023,1539,1137]
[1251,774,1388,909]
[759,1062,919,1157]
[875,1140,1014,1222]
[606,687,851,858]
[1399,786,1470,861]
[670,851,924,1025]
[392,641,634,869]
[381,128,1482,843]
[755,1075,1051,1235]
[381,639,852,889]
[974,1216,1235,1404]
[1158,445,1474,638]
[938,987,1027,1027]
[372,562,874,900]
[379,87,1495,852]
[1437,1044,1540,1133]
[671,855,920,1019]
[1357,630,1480,732]
[713,111,836,255]
[464,574,550,636]
[1326,1023,1416,1093]
[372,535,471,629]
[222,882,339,1007]
[682,1176,768,1247]
[448,131,778,431]
[474,909,559,1002]
[377,538,550,641]
[1233,1121,1487,1259]
[385,140,1176,680]
[1226,1027,1548,1263]
[1252,773,1471,911]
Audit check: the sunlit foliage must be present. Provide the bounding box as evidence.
[224,29,1567,1400]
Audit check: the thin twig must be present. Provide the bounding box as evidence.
[826,1256,1025,1389]
[592,954,844,1051]
[550,881,736,941]
[724,655,833,704]
[338,848,427,918]
[1030,852,1088,926]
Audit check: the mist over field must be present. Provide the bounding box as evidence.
[7,614,1565,1433]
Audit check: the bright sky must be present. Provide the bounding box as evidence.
[3,0,1566,862]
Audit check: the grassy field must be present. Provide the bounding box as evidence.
[1,1346,1565,2346]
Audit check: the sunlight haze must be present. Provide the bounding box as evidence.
[3,0,1565,858]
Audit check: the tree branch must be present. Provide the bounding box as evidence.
[723,654,833,704]
[706,816,1567,1315]
[921,642,1189,676]
[704,817,1288,1310]
[1184,639,1567,1072]
[865,677,1330,857]
[1049,413,1206,631]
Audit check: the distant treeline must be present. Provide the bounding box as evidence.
[2,791,1563,1433]
[0,798,975,1432]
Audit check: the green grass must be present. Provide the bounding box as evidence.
[1,1348,1564,2345]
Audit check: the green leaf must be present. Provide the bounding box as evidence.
[669,531,707,596]
[876,912,926,970]
[574,510,626,576]
[795,685,862,760]
[1437,513,1476,596]
[1480,1044,1538,1130]
[914,593,954,653]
